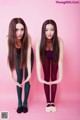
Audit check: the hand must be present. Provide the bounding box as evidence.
[11,75,22,87]
[44,81,51,85]
[40,79,51,85]
[50,79,61,84]
[21,81,26,86]
[16,82,22,88]
[49,81,55,85]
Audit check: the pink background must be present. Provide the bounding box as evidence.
[0,0,80,120]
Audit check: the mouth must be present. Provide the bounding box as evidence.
[18,35,22,37]
[17,36,23,40]
[47,36,52,38]
[17,36,22,38]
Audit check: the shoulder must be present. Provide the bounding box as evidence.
[58,37,64,48]
[36,40,40,48]
[6,36,8,40]
[28,34,32,46]
[6,36,8,42]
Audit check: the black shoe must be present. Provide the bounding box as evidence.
[17,107,23,113]
[23,106,28,113]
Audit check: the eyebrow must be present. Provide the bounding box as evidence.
[45,28,54,30]
[16,28,24,30]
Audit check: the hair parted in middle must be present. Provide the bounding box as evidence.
[40,19,60,63]
[8,18,29,71]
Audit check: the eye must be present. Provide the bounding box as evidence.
[16,28,19,31]
[45,29,48,32]
[51,28,54,31]
[21,28,24,31]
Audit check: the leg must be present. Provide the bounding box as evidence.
[42,58,50,103]
[14,52,23,113]
[23,68,30,107]
[51,61,58,103]
[23,47,34,107]
[16,68,23,107]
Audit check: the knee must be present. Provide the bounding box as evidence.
[25,81,30,89]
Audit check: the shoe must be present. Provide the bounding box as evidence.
[23,106,28,113]
[45,103,51,112]
[50,103,56,112]
[16,107,23,113]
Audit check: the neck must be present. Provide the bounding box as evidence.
[15,39,22,48]
[46,39,53,44]
[16,39,21,43]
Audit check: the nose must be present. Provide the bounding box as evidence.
[48,30,51,35]
[18,30,21,35]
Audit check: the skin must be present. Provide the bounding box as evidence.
[15,23,24,48]
[45,24,54,41]
[36,24,64,85]
[45,24,54,51]
[7,23,32,88]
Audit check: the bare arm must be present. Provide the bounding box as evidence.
[9,69,22,87]
[51,37,64,84]
[6,37,22,87]
[21,35,31,85]
[35,41,51,85]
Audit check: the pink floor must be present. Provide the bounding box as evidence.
[0,96,80,120]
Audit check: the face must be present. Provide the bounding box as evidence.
[45,24,54,40]
[16,23,24,40]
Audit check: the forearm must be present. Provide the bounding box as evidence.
[25,56,31,83]
[25,40,32,83]
[58,61,63,81]
[51,61,63,84]
[9,69,19,85]
[36,62,51,85]
[36,41,51,85]
[9,69,15,82]
[36,61,42,82]
[36,62,45,83]
[25,73,31,82]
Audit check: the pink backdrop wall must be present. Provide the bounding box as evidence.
[0,0,80,120]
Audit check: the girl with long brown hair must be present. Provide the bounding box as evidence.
[8,18,34,113]
[36,19,63,112]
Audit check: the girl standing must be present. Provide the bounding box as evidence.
[36,19,63,112]
[8,18,34,113]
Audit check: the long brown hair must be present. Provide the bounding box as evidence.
[8,18,28,71]
[40,19,59,63]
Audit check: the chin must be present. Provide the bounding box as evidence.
[17,37,22,40]
[47,37,53,40]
